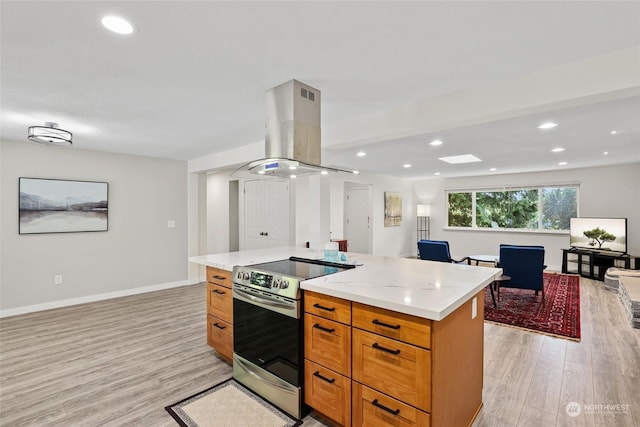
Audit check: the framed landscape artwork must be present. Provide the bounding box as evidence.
[19,178,109,234]
[384,191,402,227]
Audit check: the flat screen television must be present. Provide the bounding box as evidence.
[569,217,627,254]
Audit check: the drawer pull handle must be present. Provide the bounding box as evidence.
[313,303,335,312]
[212,289,226,295]
[372,319,401,330]
[313,324,335,333]
[372,342,401,355]
[313,371,336,384]
[213,322,226,330]
[372,399,400,416]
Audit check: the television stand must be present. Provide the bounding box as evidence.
[562,249,640,281]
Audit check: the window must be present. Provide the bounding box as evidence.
[446,185,578,231]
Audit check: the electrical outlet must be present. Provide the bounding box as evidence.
[471,297,477,319]
[54,275,63,285]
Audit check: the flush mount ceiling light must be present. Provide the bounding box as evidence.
[101,15,135,34]
[403,164,412,168]
[430,139,443,146]
[538,122,558,129]
[28,122,72,146]
[438,154,482,164]
[356,151,366,157]
[551,147,565,152]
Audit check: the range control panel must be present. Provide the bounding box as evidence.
[232,266,299,299]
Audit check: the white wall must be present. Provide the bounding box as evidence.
[412,163,640,270]
[206,173,231,254]
[327,172,416,257]
[0,140,189,315]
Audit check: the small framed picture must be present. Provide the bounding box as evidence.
[384,191,402,227]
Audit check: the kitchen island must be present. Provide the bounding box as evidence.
[190,247,502,427]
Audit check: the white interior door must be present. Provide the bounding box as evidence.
[344,185,371,254]
[264,180,289,247]
[244,179,289,249]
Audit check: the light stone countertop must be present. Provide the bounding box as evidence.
[189,246,502,321]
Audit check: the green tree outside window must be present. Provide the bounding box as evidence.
[446,185,578,231]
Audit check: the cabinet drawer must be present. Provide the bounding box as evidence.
[207,283,233,323]
[352,329,431,411]
[304,313,351,376]
[207,315,233,361]
[305,291,351,324]
[353,382,430,427]
[206,266,232,288]
[304,359,351,427]
[353,302,431,349]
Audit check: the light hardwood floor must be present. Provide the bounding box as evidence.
[1,276,638,426]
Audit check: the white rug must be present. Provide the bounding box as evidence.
[166,379,301,427]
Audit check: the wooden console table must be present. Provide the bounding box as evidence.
[561,249,640,281]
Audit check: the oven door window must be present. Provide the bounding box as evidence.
[233,298,302,387]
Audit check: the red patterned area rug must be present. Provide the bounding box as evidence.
[484,272,581,341]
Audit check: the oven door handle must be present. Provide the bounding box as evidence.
[232,287,298,318]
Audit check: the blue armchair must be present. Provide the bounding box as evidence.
[418,240,469,264]
[498,244,546,298]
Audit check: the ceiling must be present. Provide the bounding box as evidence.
[2,1,639,179]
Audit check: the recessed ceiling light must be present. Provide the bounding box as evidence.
[603,151,609,155]
[489,168,497,171]
[101,15,135,35]
[551,147,565,153]
[320,170,329,175]
[289,166,297,170]
[558,162,568,166]
[610,130,618,135]
[430,140,443,146]
[258,170,265,175]
[290,174,297,179]
[438,154,482,164]
[403,164,412,168]
[434,172,441,176]
[356,151,366,157]
[352,170,360,175]
[538,122,557,129]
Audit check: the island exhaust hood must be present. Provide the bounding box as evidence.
[232,79,355,179]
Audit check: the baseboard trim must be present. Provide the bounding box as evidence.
[0,279,201,318]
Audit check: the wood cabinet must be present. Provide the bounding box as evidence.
[352,328,431,411]
[304,359,351,426]
[206,266,233,361]
[353,382,430,427]
[304,290,484,427]
[304,291,352,426]
[352,302,431,349]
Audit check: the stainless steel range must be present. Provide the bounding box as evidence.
[232,256,354,419]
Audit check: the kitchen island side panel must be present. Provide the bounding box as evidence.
[431,291,484,427]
